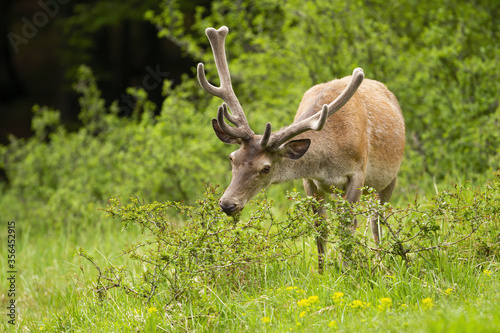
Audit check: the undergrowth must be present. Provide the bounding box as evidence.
[54,172,500,332]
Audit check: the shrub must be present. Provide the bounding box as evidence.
[78,184,301,306]
[0,65,230,231]
[314,172,500,272]
[78,172,500,310]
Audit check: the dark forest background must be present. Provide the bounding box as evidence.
[0,0,209,143]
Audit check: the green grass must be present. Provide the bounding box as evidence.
[1,181,499,332]
[0,218,144,332]
[6,249,499,332]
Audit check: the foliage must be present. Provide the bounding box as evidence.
[280,172,500,273]
[71,173,500,330]
[146,0,500,187]
[78,184,302,306]
[0,65,227,231]
[2,0,499,232]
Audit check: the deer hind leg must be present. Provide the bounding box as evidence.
[370,177,397,244]
[303,179,328,274]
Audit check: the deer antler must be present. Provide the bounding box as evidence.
[263,68,365,150]
[197,26,254,141]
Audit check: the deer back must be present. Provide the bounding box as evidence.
[292,76,405,192]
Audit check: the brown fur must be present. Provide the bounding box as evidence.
[218,76,405,272]
[288,77,406,193]
[198,26,405,273]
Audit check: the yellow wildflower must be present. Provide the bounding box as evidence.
[299,311,307,318]
[296,322,302,326]
[332,292,345,306]
[148,307,157,314]
[377,297,392,311]
[329,320,338,328]
[332,292,344,302]
[422,298,434,310]
[401,303,408,308]
[297,299,310,307]
[308,295,319,303]
[444,288,453,295]
[350,300,365,308]
[262,316,271,323]
[297,295,319,307]
[483,269,493,277]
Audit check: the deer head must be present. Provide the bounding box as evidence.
[198,26,364,215]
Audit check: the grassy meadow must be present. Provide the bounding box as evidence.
[1,175,499,332]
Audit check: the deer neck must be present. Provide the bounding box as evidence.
[271,152,319,184]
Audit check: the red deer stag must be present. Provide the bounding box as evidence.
[197,26,405,272]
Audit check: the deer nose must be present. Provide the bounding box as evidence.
[219,198,239,215]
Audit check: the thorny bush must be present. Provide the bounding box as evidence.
[79,184,301,306]
[78,172,500,308]
[285,172,500,273]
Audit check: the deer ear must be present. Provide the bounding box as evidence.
[212,119,242,145]
[282,139,311,160]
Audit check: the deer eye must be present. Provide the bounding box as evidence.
[261,165,271,174]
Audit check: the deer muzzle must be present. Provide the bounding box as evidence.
[219,196,242,216]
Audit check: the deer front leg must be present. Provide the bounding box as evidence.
[370,177,397,243]
[338,174,365,267]
[303,179,328,274]
[344,173,365,229]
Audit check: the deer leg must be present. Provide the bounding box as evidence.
[303,179,328,274]
[344,173,365,232]
[370,177,397,244]
[338,174,365,267]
